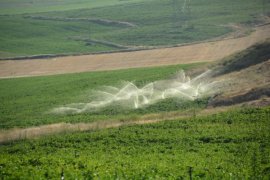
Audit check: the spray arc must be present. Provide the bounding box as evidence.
[52,70,222,114]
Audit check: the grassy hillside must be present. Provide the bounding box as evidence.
[0,0,269,58]
[0,107,269,179]
[0,63,204,129]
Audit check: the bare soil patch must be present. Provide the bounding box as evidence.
[0,24,269,78]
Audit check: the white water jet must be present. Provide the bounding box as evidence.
[51,70,223,114]
[182,0,191,13]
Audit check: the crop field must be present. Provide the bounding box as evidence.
[0,42,269,178]
[0,0,144,15]
[1,0,270,179]
[1,22,269,78]
[0,0,269,58]
[0,62,205,129]
[0,107,269,179]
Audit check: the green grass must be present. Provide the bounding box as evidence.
[0,16,123,57]
[0,107,269,179]
[0,62,204,129]
[0,0,269,58]
[0,0,145,15]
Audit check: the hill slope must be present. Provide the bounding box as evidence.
[207,40,270,107]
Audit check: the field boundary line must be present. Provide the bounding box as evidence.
[0,107,231,144]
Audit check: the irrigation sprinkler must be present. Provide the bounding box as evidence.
[51,70,223,115]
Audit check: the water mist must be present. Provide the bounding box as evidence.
[51,70,223,114]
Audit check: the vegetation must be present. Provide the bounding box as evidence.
[0,62,204,129]
[0,0,144,15]
[0,0,269,58]
[1,1,269,179]
[0,107,269,179]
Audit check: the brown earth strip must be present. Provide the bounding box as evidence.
[0,24,269,78]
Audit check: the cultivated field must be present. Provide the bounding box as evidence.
[0,41,269,179]
[0,63,204,129]
[1,107,269,179]
[0,0,269,58]
[1,40,269,138]
[0,0,270,179]
[0,23,269,78]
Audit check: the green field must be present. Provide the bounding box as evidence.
[0,107,269,179]
[0,63,205,129]
[1,1,270,179]
[0,43,269,179]
[0,0,269,58]
[0,0,145,15]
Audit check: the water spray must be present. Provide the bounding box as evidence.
[182,0,187,13]
[51,70,223,114]
[182,0,191,13]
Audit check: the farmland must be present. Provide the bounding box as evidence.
[0,41,270,178]
[0,107,269,179]
[0,0,270,179]
[0,22,269,78]
[0,62,204,129]
[0,0,145,15]
[0,0,269,58]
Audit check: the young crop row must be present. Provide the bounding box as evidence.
[0,107,269,179]
[0,63,202,129]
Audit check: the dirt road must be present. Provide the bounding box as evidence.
[0,24,269,78]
